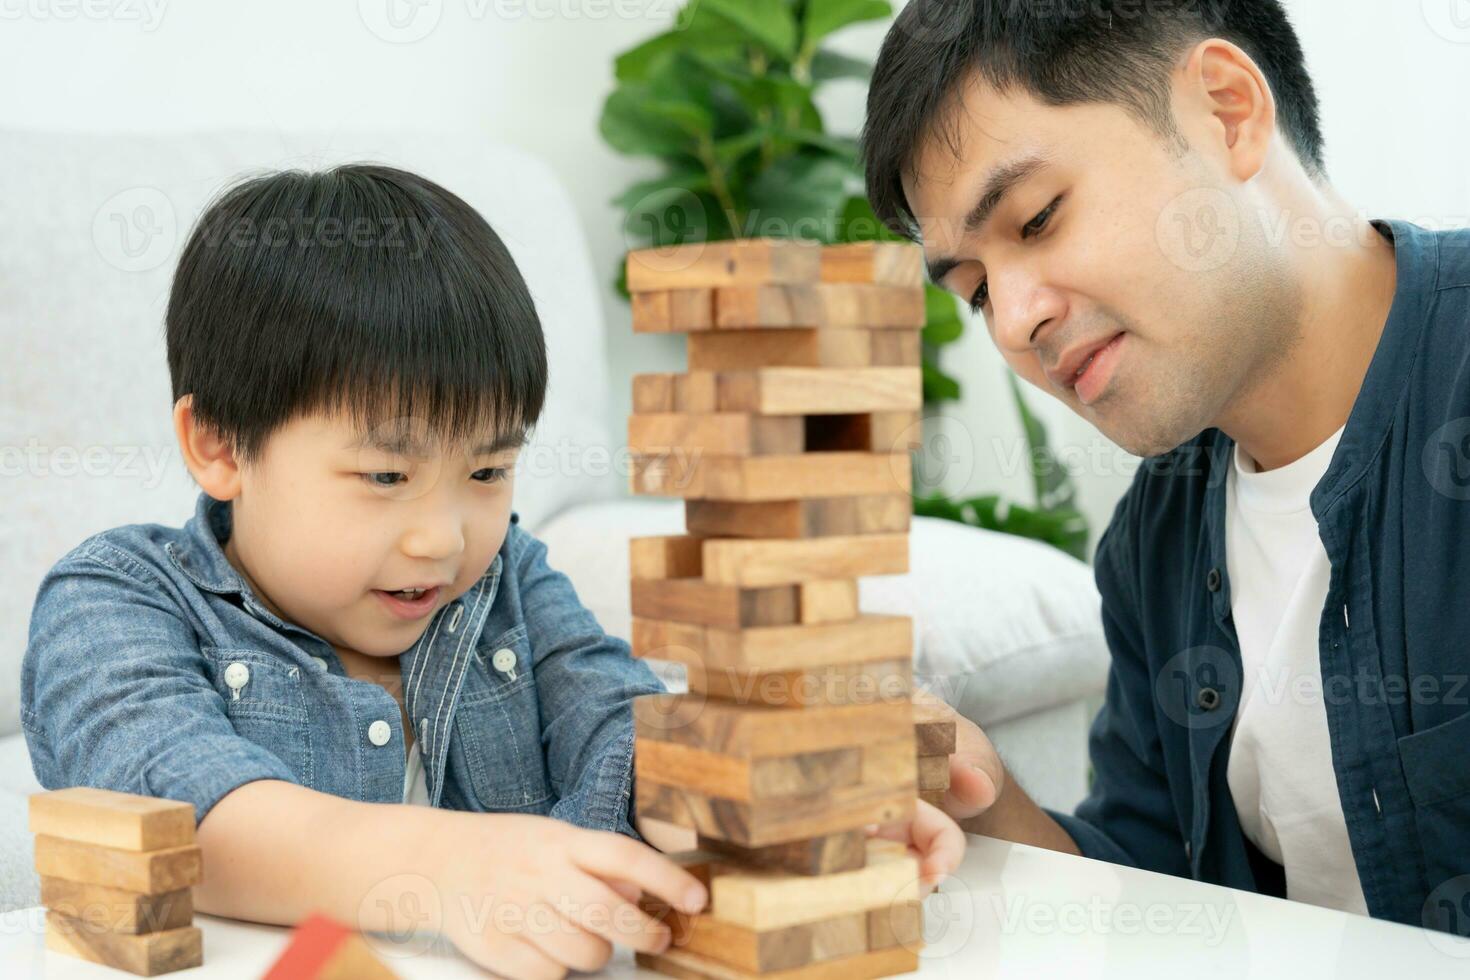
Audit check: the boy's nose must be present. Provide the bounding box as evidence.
[400,514,465,561]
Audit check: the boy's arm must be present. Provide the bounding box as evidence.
[513,528,665,840]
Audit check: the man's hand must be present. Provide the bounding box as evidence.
[912,689,1005,824]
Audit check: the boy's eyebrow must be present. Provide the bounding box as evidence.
[347,431,527,455]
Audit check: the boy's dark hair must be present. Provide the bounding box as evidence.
[862,0,1325,239]
[166,164,547,465]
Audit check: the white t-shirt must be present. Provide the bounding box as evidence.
[1224,424,1367,915]
[403,738,430,805]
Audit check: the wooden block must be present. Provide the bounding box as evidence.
[638,942,918,980]
[632,453,910,502]
[628,239,822,293]
[867,901,923,951]
[917,755,950,792]
[29,788,194,852]
[805,412,922,453]
[636,740,863,802]
[711,839,920,931]
[682,659,912,710]
[633,289,715,332]
[715,368,921,416]
[45,909,202,977]
[632,579,799,630]
[261,912,401,980]
[686,496,911,540]
[631,614,911,673]
[913,701,958,756]
[631,535,705,580]
[695,831,868,877]
[919,790,948,807]
[643,902,869,973]
[820,242,924,287]
[634,697,913,758]
[701,534,909,587]
[34,836,202,895]
[715,284,925,330]
[629,414,805,456]
[40,876,193,935]
[869,330,921,367]
[797,580,858,624]
[688,329,871,370]
[634,373,676,413]
[636,780,914,850]
[863,739,920,791]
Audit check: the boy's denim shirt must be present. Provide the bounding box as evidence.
[21,491,665,837]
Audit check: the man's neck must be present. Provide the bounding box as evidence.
[1218,208,1398,473]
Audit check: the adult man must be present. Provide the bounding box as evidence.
[864,0,1470,934]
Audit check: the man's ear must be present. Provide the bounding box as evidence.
[173,394,243,500]
[1177,38,1277,183]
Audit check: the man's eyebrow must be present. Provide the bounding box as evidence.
[925,153,1053,285]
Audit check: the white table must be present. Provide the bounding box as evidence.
[2,835,1464,978]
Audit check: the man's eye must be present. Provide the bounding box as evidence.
[473,468,508,484]
[969,280,989,314]
[1023,197,1061,238]
[363,472,406,488]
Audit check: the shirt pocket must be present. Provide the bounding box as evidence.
[200,646,313,785]
[1397,707,1470,934]
[451,625,552,811]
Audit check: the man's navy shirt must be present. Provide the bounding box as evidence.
[1044,219,1470,936]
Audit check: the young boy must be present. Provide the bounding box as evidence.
[21,164,961,977]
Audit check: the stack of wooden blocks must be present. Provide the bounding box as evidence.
[625,238,930,979]
[30,787,203,976]
[915,702,957,807]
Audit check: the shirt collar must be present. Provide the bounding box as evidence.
[166,491,254,597]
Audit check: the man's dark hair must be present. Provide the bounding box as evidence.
[862,0,1325,239]
[166,163,547,465]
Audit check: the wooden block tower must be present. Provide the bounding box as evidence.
[30,787,204,976]
[625,239,930,979]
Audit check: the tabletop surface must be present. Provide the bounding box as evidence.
[3,834,1466,978]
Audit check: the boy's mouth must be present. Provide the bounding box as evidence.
[373,586,442,619]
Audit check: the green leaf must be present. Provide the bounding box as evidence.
[922,286,964,346]
[786,130,858,165]
[921,361,961,403]
[600,85,713,157]
[809,50,873,84]
[802,0,892,47]
[611,168,711,212]
[835,195,901,243]
[744,154,854,241]
[1007,372,1080,514]
[698,0,799,61]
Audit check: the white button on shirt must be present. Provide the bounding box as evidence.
[367,720,392,747]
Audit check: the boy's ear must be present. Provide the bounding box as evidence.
[173,395,243,499]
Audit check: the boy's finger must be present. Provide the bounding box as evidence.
[568,873,675,955]
[574,833,708,915]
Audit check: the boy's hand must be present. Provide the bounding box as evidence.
[912,689,1006,824]
[435,812,706,980]
[868,797,965,893]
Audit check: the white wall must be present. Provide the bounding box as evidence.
[4,0,1467,553]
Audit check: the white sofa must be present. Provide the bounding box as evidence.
[0,127,1110,913]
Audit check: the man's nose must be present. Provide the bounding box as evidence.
[988,267,1066,357]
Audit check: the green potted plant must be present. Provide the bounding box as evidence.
[600,0,1089,560]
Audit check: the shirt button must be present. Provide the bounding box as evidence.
[223,662,250,692]
[1206,568,1222,592]
[1197,687,1222,711]
[310,656,329,672]
[491,648,518,680]
[368,720,392,747]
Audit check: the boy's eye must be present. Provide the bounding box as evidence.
[472,467,508,484]
[363,471,406,488]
